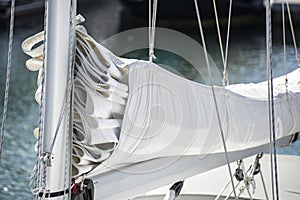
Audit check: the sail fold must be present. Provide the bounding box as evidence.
[23,25,300,181]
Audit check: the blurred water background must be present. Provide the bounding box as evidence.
[0,0,300,199]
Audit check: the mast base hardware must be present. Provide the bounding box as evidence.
[71,179,94,200]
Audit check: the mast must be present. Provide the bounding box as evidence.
[40,0,75,198]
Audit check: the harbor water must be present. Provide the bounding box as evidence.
[0,1,300,199]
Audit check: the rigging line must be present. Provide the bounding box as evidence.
[260,168,269,200]
[280,7,298,132]
[282,1,288,93]
[285,1,300,67]
[149,0,158,62]
[151,0,158,51]
[149,0,151,61]
[266,0,274,199]
[150,0,158,62]
[215,170,240,200]
[224,0,232,82]
[240,158,251,199]
[212,0,232,86]
[245,187,253,200]
[32,1,48,197]
[266,0,274,198]
[266,0,279,199]
[0,0,15,161]
[48,86,68,156]
[64,1,77,199]
[215,179,231,200]
[224,181,240,200]
[193,1,237,199]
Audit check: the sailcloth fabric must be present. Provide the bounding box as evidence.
[23,26,300,179]
[87,62,300,177]
[76,28,300,178]
[71,27,130,177]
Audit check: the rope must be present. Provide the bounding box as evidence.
[260,168,269,200]
[64,0,77,198]
[217,154,269,200]
[215,179,231,200]
[266,0,274,199]
[212,0,232,86]
[282,2,288,93]
[0,0,15,161]
[266,0,279,199]
[285,1,300,67]
[239,159,252,200]
[224,182,240,200]
[149,0,151,61]
[149,0,158,62]
[193,1,237,199]
[30,1,48,198]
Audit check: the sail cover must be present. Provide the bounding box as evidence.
[23,26,300,181]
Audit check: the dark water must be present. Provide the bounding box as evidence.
[0,19,41,199]
[0,3,300,199]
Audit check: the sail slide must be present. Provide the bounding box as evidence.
[23,25,300,199]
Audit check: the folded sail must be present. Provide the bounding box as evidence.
[23,25,300,198]
[87,60,300,177]
[67,28,300,178]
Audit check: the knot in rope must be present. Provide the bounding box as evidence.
[149,49,156,62]
[40,152,51,165]
[148,0,158,62]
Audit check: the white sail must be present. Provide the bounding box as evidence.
[23,14,300,200]
[87,58,300,175]
[46,26,295,174]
